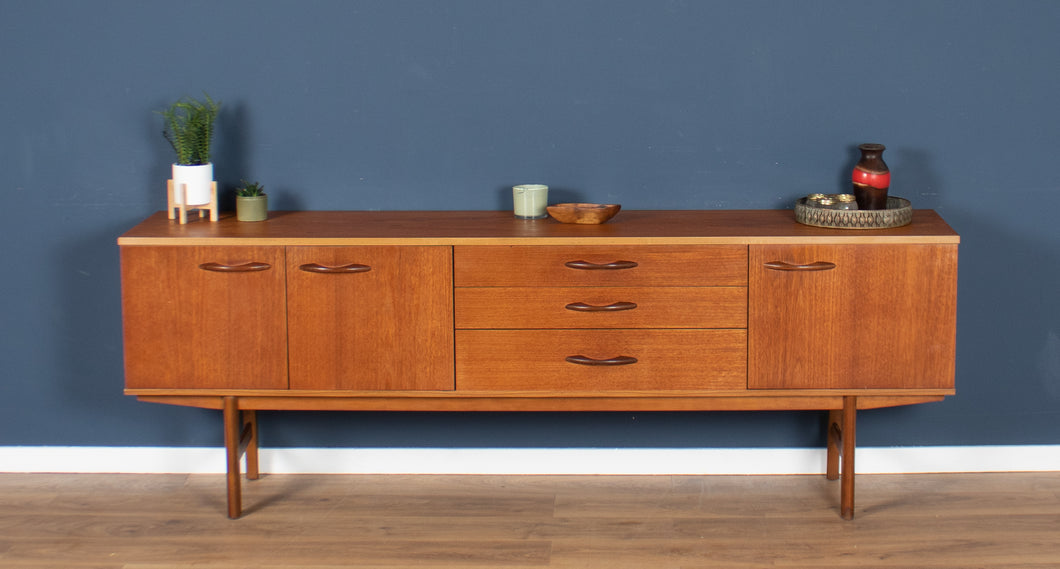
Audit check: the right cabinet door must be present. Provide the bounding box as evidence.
[286,246,454,391]
[749,244,957,390]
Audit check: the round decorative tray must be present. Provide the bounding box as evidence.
[795,196,912,229]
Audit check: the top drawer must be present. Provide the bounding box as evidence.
[454,245,747,287]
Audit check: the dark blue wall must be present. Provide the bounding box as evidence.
[3,0,1058,450]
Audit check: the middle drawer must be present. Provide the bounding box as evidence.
[455,286,747,329]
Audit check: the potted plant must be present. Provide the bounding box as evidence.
[235,180,268,221]
[160,93,220,206]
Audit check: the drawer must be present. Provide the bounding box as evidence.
[455,287,746,329]
[456,329,746,391]
[454,245,747,287]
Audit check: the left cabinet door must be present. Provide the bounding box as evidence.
[121,246,288,390]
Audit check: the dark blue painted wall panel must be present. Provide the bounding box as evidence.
[2,0,1058,449]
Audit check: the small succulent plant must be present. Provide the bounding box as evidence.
[235,180,265,197]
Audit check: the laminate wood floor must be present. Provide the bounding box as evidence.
[0,472,1057,568]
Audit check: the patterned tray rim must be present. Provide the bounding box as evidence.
[794,196,912,229]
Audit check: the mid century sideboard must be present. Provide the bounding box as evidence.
[118,209,959,519]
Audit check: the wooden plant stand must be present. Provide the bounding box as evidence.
[167,179,218,224]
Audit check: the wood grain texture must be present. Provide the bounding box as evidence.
[748,243,959,389]
[117,209,960,246]
[286,246,454,391]
[129,392,948,412]
[120,246,288,390]
[118,212,960,521]
[455,286,747,329]
[1,472,1056,568]
[454,245,748,286]
[456,329,746,391]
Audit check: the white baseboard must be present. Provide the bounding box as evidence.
[1,446,1058,475]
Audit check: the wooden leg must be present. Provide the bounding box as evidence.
[840,396,857,520]
[223,396,243,519]
[826,409,841,481]
[243,410,260,480]
[208,182,219,221]
[166,179,176,220]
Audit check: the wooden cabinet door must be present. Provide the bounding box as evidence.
[287,246,454,390]
[120,246,288,390]
[749,244,957,389]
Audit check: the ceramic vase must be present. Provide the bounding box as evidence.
[851,144,890,210]
[236,195,268,222]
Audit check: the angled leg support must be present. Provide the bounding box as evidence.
[223,397,259,519]
[826,396,857,519]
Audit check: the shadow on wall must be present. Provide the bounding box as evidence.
[863,203,1060,445]
[52,219,222,445]
[835,144,944,210]
[213,100,307,213]
[257,409,831,449]
[214,100,251,212]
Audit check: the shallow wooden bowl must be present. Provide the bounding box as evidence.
[546,203,621,224]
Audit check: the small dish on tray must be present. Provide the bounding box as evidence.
[546,203,621,224]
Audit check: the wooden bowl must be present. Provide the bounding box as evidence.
[546,203,621,224]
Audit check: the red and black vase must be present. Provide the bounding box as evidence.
[851,143,890,210]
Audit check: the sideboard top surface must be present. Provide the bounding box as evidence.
[118,209,959,246]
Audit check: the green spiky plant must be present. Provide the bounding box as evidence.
[159,93,220,165]
[236,180,265,197]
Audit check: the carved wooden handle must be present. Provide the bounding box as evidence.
[565,301,638,312]
[565,355,639,366]
[763,261,837,271]
[564,260,639,270]
[198,262,271,272]
[299,263,372,274]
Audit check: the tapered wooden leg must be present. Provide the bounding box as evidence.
[840,396,857,520]
[166,180,176,219]
[826,409,841,481]
[208,182,219,221]
[243,410,259,480]
[223,396,243,519]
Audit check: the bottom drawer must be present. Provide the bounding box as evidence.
[456,329,746,391]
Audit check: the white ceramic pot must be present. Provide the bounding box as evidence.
[171,163,214,206]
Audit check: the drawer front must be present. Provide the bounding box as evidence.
[455,287,747,329]
[454,245,747,287]
[456,329,746,391]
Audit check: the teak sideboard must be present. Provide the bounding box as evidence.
[118,209,959,519]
